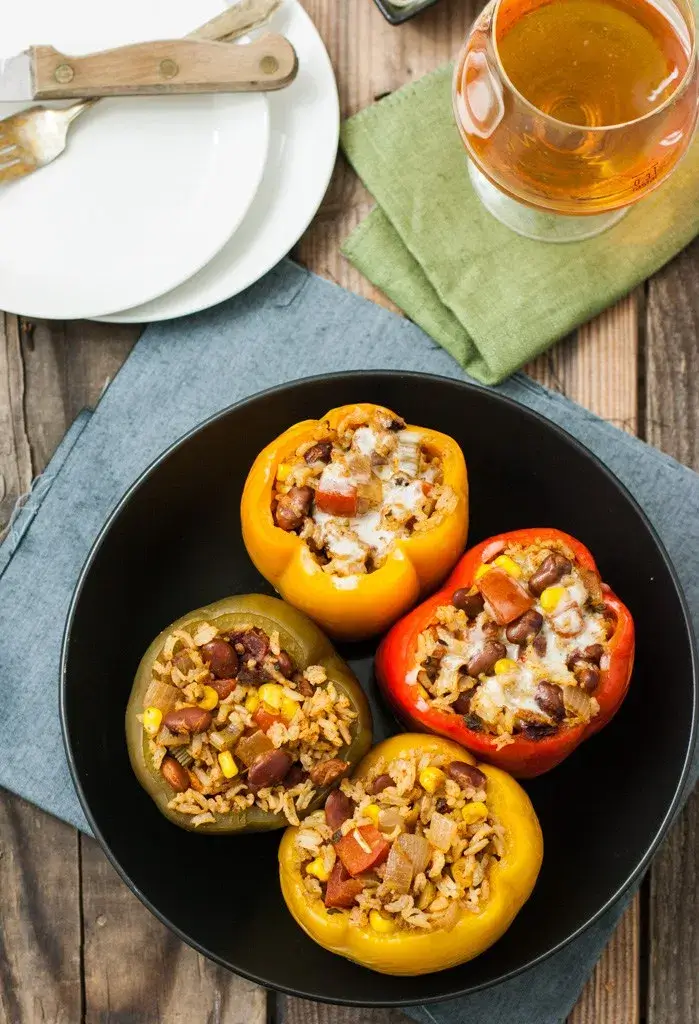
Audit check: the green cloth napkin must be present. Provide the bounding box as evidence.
[341,64,699,384]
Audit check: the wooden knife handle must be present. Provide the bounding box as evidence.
[30,35,298,99]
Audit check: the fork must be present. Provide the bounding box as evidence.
[0,0,283,186]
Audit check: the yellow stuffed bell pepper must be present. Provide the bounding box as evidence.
[241,403,468,640]
[278,733,543,975]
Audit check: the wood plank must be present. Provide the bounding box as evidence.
[0,315,84,1024]
[528,294,641,1024]
[0,793,82,1024]
[0,315,32,533]
[645,239,699,1024]
[281,998,410,1024]
[80,835,267,1024]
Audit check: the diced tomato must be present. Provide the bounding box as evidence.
[334,825,391,877]
[476,567,534,625]
[315,486,358,517]
[324,861,365,909]
[253,703,284,733]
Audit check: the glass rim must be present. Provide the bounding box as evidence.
[484,0,698,133]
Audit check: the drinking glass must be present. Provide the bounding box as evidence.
[453,0,698,242]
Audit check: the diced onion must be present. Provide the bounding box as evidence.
[562,685,594,721]
[427,812,457,852]
[142,679,179,713]
[378,808,403,833]
[396,833,431,875]
[384,843,414,894]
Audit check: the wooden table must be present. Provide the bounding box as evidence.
[1,1,697,1021]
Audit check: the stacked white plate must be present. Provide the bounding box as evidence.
[0,0,339,321]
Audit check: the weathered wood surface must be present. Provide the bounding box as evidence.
[645,239,699,1024]
[0,0,697,1021]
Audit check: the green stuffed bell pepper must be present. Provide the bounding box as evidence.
[126,594,372,834]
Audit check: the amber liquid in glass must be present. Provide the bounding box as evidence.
[456,0,698,213]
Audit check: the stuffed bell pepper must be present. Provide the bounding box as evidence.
[126,594,372,833]
[376,529,635,777]
[241,403,469,640]
[278,733,542,975]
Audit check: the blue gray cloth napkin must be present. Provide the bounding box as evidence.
[1,259,697,1024]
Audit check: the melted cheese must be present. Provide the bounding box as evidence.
[352,426,377,455]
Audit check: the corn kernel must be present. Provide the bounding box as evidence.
[416,683,429,701]
[494,658,518,675]
[306,857,330,882]
[419,767,446,793]
[540,586,566,613]
[244,693,260,713]
[364,804,380,826]
[369,910,396,934]
[218,751,239,779]
[493,554,522,578]
[198,685,219,711]
[474,563,491,581]
[461,801,488,824]
[142,706,162,737]
[281,696,300,722]
[258,683,284,710]
[276,463,291,482]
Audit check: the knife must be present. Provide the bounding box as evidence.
[0,33,297,101]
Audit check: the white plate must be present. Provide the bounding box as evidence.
[0,1,270,320]
[99,0,339,324]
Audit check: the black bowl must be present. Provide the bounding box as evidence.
[61,371,696,1007]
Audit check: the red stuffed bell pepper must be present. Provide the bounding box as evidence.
[376,528,635,777]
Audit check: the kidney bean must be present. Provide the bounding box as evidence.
[201,639,238,679]
[567,643,604,671]
[230,628,270,663]
[467,640,506,678]
[506,609,544,644]
[275,650,294,678]
[532,634,547,657]
[309,758,350,788]
[535,681,565,721]
[324,789,356,830]
[295,674,314,698]
[583,643,604,664]
[274,486,313,531]
[304,440,333,465]
[520,722,558,741]
[446,761,487,790]
[452,588,485,618]
[368,773,394,795]
[452,691,473,716]
[161,756,190,792]
[529,552,572,596]
[163,707,212,735]
[283,763,308,789]
[576,664,601,693]
[248,749,294,792]
[209,677,236,701]
[436,797,449,813]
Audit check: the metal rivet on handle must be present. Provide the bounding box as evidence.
[54,64,75,84]
[159,59,179,79]
[259,55,279,75]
